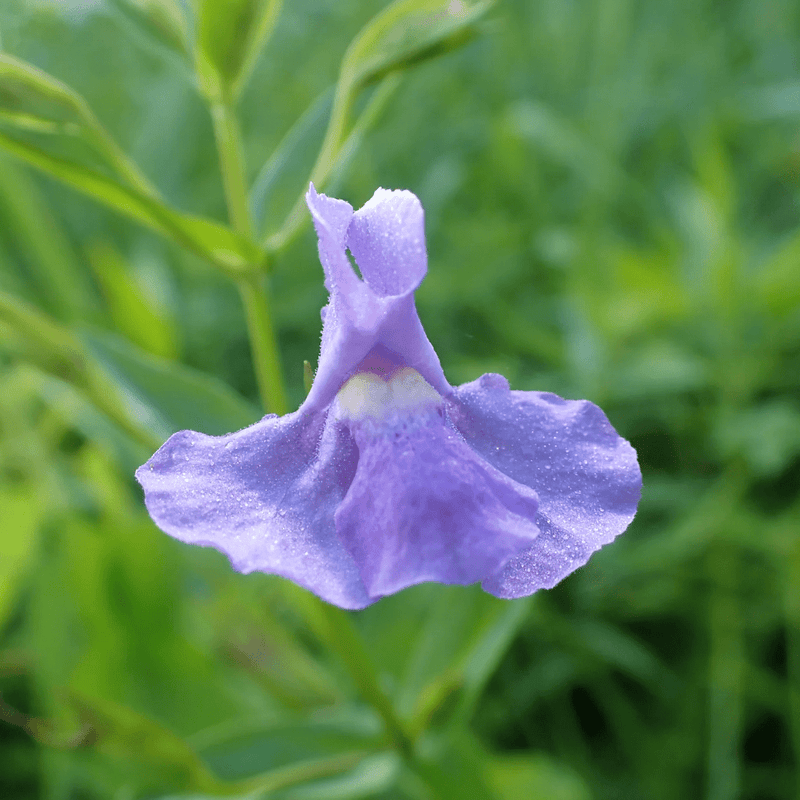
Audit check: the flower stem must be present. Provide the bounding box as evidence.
[237,273,288,415]
[289,588,413,758]
[210,97,253,239]
[209,95,288,414]
[265,75,400,252]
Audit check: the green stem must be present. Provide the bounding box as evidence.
[288,587,413,758]
[209,96,288,413]
[265,75,399,253]
[264,83,353,253]
[237,273,288,415]
[209,97,253,238]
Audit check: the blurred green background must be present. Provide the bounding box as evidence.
[1,0,799,798]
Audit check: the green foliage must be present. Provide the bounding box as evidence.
[192,0,283,100]
[1,0,799,799]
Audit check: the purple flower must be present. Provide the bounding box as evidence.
[136,186,641,610]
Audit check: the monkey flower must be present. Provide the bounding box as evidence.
[136,185,641,609]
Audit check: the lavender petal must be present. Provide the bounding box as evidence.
[448,374,642,597]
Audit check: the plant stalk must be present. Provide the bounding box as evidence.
[237,273,288,415]
[209,95,288,414]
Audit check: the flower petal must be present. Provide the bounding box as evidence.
[333,407,540,598]
[306,183,359,297]
[135,411,373,610]
[448,374,642,598]
[302,187,450,414]
[347,188,427,297]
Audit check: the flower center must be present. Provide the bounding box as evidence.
[334,367,442,422]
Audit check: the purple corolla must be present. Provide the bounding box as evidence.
[136,185,641,609]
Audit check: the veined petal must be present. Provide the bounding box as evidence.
[448,374,642,598]
[332,370,540,597]
[347,189,427,297]
[135,411,372,610]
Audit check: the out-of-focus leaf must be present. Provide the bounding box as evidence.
[340,0,495,93]
[151,749,378,800]
[0,291,253,445]
[568,618,675,689]
[78,327,257,439]
[0,155,96,321]
[0,291,156,450]
[0,488,41,630]
[713,400,800,478]
[272,752,399,799]
[598,242,687,338]
[396,587,531,723]
[509,99,623,189]
[88,242,178,359]
[263,0,492,251]
[0,53,154,192]
[192,0,283,100]
[455,597,533,715]
[0,55,262,272]
[67,692,227,793]
[322,75,401,199]
[611,341,709,399]
[756,228,800,314]
[414,731,496,800]
[487,754,592,800]
[0,288,90,387]
[0,131,262,273]
[106,0,189,56]
[194,717,379,782]
[249,87,333,235]
[211,592,342,711]
[262,75,400,250]
[35,372,150,470]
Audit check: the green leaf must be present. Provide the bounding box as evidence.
[105,0,190,57]
[713,400,800,478]
[0,288,90,387]
[757,228,800,314]
[0,53,155,193]
[263,76,400,251]
[194,718,379,782]
[393,586,531,727]
[0,130,262,273]
[262,0,491,251]
[66,691,227,794]
[151,750,380,800]
[487,754,592,800]
[192,0,283,100]
[0,55,262,272]
[340,0,495,94]
[249,86,333,235]
[0,291,254,445]
[0,289,161,449]
[0,487,41,631]
[413,731,496,800]
[271,752,399,799]
[87,242,178,359]
[78,328,258,439]
[0,154,96,321]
